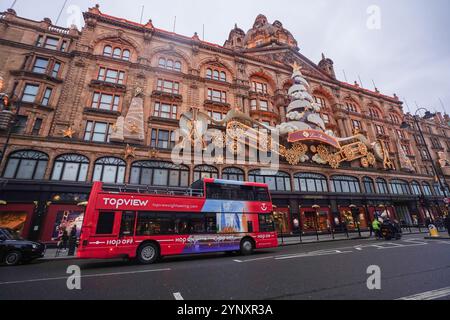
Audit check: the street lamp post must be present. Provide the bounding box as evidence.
[401,108,449,205]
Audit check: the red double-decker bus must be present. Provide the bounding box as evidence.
[77,179,278,264]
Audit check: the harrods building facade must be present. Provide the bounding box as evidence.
[0,5,449,242]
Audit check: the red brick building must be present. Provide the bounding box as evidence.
[0,6,448,242]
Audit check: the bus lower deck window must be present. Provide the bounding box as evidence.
[96,212,115,235]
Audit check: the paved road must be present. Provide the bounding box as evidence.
[1,234,449,300]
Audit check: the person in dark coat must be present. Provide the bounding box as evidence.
[60,229,69,251]
[444,215,450,237]
[68,226,78,256]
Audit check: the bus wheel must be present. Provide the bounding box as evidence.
[137,243,159,265]
[240,238,255,256]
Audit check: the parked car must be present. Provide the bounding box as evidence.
[0,228,46,266]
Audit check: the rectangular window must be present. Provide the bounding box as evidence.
[153,102,177,119]
[96,212,115,235]
[120,212,136,236]
[352,120,362,130]
[250,99,257,110]
[61,40,68,52]
[136,213,174,236]
[259,214,275,232]
[208,89,227,103]
[91,92,120,111]
[98,68,125,84]
[52,62,61,78]
[322,114,330,124]
[151,129,176,149]
[252,82,268,94]
[32,58,49,74]
[259,100,269,111]
[31,118,43,135]
[41,88,53,106]
[157,79,179,94]
[44,37,59,50]
[22,84,40,103]
[84,121,112,143]
[401,144,411,155]
[11,115,28,134]
[207,111,225,122]
[36,35,44,47]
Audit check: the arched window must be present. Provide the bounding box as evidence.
[390,179,410,195]
[293,173,328,193]
[411,181,422,195]
[376,178,390,194]
[222,167,245,182]
[389,113,400,124]
[369,107,381,119]
[248,170,291,191]
[3,150,48,180]
[206,68,213,79]
[220,71,227,82]
[158,58,166,68]
[166,59,174,70]
[130,161,189,187]
[422,182,433,196]
[174,61,182,72]
[345,100,359,113]
[363,177,376,194]
[122,49,130,61]
[194,165,218,181]
[51,154,89,182]
[103,45,112,57]
[93,157,126,184]
[213,70,220,81]
[113,48,122,59]
[331,175,360,193]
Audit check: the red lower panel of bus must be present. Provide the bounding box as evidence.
[77,232,278,260]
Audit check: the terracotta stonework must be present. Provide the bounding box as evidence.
[0,6,449,239]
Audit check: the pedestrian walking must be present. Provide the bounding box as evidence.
[368,220,374,237]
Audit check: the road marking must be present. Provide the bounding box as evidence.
[397,287,450,300]
[275,250,352,260]
[0,268,171,286]
[234,256,276,263]
[173,292,184,300]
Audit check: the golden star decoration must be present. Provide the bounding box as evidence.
[62,126,75,138]
[148,148,159,158]
[124,144,136,159]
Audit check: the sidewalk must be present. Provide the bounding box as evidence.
[41,248,78,261]
[277,227,432,246]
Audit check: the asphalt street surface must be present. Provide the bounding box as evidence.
[1,234,450,300]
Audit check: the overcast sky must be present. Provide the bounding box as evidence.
[2,0,449,115]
